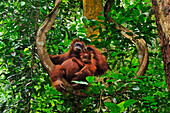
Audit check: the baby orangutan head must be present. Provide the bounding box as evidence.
[80,51,94,64]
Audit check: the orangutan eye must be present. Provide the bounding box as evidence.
[75,43,82,48]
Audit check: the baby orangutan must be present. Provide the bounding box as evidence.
[71,50,96,89]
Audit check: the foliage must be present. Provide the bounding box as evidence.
[0,0,169,112]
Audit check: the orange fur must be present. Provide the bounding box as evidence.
[72,50,96,81]
[49,39,85,65]
[86,45,108,75]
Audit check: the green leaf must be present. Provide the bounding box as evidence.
[97,16,106,21]
[151,102,157,106]
[77,27,87,34]
[71,81,88,85]
[77,33,86,38]
[111,51,117,57]
[69,24,76,31]
[82,97,93,109]
[50,100,55,107]
[21,1,25,6]
[40,8,47,14]
[92,86,100,94]
[117,101,126,112]
[124,99,137,108]
[104,102,120,112]
[86,76,95,83]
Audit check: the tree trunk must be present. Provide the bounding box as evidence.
[152,0,170,93]
[83,0,103,41]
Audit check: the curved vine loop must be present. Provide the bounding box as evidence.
[36,0,88,97]
[105,0,149,77]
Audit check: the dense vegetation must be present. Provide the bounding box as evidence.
[0,0,169,112]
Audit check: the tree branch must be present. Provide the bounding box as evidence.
[105,0,149,77]
[36,0,88,97]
